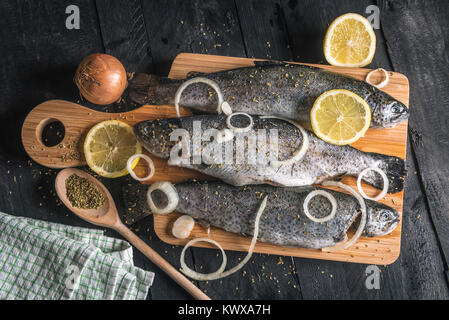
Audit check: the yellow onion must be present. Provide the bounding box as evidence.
[74,53,127,105]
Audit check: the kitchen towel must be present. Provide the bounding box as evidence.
[0,212,154,300]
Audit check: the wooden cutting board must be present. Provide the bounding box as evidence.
[21,53,409,265]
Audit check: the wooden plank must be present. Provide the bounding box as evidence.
[379,0,449,275]
[280,0,449,299]
[95,0,153,74]
[149,52,408,265]
[0,0,104,223]
[394,142,449,299]
[235,0,292,60]
[141,0,246,76]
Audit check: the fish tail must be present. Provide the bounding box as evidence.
[129,73,178,105]
[120,182,152,225]
[371,154,406,193]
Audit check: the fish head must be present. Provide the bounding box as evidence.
[364,204,400,237]
[371,98,409,128]
[133,118,182,159]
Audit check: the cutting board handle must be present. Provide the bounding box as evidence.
[21,100,91,168]
[21,99,192,169]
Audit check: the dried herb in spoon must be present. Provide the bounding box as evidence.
[65,174,106,209]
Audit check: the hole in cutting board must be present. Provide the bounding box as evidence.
[41,120,65,147]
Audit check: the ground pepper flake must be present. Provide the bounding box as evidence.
[65,174,106,209]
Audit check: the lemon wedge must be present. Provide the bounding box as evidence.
[311,89,371,145]
[324,13,376,67]
[84,120,142,178]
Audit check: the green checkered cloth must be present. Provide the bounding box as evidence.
[0,212,154,300]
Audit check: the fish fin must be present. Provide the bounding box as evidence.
[254,60,288,67]
[186,71,207,78]
[129,73,159,104]
[330,172,347,181]
[197,219,211,229]
[263,179,280,187]
[334,233,348,244]
[290,186,316,193]
[318,172,347,184]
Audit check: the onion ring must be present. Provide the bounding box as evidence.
[180,238,227,280]
[180,196,268,280]
[146,181,179,215]
[260,116,309,167]
[303,190,337,223]
[226,112,254,133]
[365,68,390,89]
[357,167,389,201]
[127,154,155,182]
[321,181,366,252]
[174,77,232,118]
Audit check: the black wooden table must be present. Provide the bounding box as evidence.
[1,0,448,300]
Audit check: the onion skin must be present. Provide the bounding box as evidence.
[74,53,127,105]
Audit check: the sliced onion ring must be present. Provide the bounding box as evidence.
[260,116,309,167]
[180,238,227,280]
[127,154,155,182]
[146,181,179,215]
[321,181,366,252]
[365,68,390,89]
[226,112,254,133]
[174,77,232,118]
[357,167,389,201]
[180,196,268,281]
[303,190,337,223]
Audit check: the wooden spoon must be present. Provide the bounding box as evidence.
[55,168,210,300]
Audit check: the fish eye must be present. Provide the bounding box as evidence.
[379,210,392,222]
[391,105,402,114]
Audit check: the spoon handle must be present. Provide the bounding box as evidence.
[114,222,211,300]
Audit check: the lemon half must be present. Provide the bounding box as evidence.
[311,89,371,145]
[84,120,142,178]
[324,13,376,67]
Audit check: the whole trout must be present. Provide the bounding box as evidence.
[134,115,406,193]
[137,181,400,249]
[130,62,409,128]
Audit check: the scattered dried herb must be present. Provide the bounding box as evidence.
[65,174,105,209]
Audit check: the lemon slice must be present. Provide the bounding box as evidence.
[84,120,142,178]
[311,89,371,145]
[324,13,376,67]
